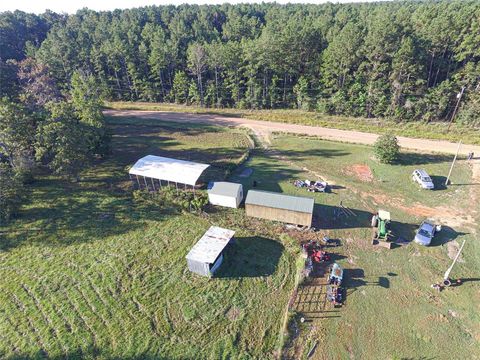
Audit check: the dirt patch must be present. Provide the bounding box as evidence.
[345,164,374,182]
[225,306,240,321]
[359,190,476,229]
[447,241,464,262]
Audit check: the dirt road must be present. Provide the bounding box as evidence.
[105,109,480,155]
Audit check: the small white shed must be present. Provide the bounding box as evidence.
[207,182,243,208]
[186,226,236,277]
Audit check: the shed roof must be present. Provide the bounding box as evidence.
[186,226,235,264]
[129,155,209,186]
[245,190,314,214]
[207,182,242,197]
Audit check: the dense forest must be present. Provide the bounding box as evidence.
[1,1,480,124]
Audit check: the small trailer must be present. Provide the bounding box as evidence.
[327,263,344,306]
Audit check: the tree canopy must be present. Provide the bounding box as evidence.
[1,2,479,123]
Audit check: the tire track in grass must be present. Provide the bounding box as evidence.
[67,259,141,351]
[10,292,48,356]
[47,286,91,352]
[67,276,117,349]
[62,289,98,352]
[83,275,122,348]
[0,304,23,355]
[20,283,69,356]
[15,283,58,352]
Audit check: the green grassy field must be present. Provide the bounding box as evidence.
[228,134,479,359]
[0,118,299,359]
[1,117,478,359]
[105,101,480,145]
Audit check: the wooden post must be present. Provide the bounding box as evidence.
[136,175,141,189]
[175,182,179,195]
[151,177,156,191]
[143,176,148,189]
[445,141,462,186]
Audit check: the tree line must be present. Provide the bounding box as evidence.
[1,55,108,222]
[1,1,479,124]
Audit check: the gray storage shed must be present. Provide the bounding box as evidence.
[208,182,243,208]
[186,226,236,277]
[245,190,314,227]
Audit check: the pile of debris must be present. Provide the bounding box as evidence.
[301,239,331,277]
[294,179,329,193]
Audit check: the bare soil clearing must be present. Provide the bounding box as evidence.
[104,109,480,156]
[345,164,374,182]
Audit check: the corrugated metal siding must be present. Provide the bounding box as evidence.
[187,258,210,276]
[245,190,314,214]
[246,203,313,227]
[209,193,238,208]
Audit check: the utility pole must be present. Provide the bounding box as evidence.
[447,86,466,130]
[445,140,462,186]
[443,239,466,286]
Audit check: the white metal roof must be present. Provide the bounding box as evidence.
[186,226,235,264]
[207,182,242,197]
[129,155,210,186]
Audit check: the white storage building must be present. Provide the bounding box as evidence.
[186,226,235,277]
[207,182,243,208]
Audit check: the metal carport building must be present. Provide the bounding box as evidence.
[128,155,210,192]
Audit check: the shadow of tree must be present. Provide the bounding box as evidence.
[397,152,452,166]
[215,236,284,278]
[0,176,177,251]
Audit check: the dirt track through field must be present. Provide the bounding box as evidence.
[104,109,480,155]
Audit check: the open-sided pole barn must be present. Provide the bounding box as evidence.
[245,190,314,227]
[128,155,210,193]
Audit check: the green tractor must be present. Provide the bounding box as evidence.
[371,210,392,248]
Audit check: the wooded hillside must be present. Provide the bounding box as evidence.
[1,1,479,123]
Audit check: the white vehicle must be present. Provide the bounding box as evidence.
[414,220,437,246]
[412,169,434,190]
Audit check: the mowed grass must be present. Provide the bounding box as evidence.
[1,117,478,359]
[0,119,298,359]
[228,134,480,359]
[105,101,480,145]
